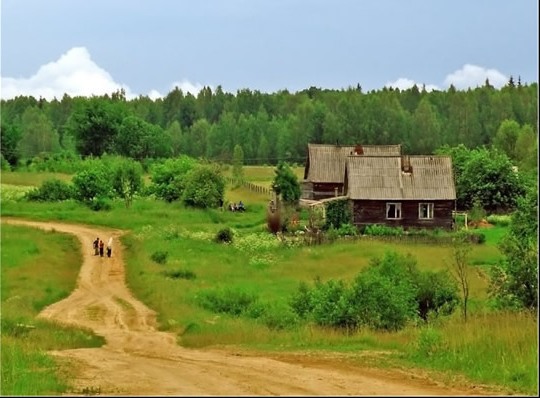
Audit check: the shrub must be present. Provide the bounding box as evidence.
[182,164,225,209]
[197,287,259,316]
[337,223,358,237]
[150,156,197,202]
[309,278,353,328]
[415,270,460,321]
[88,196,112,211]
[215,227,234,243]
[260,304,299,330]
[161,269,196,280]
[150,250,168,264]
[289,281,314,318]
[324,199,352,230]
[325,225,339,242]
[25,178,73,202]
[349,268,417,331]
[364,224,404,236]
[72,163,113,203]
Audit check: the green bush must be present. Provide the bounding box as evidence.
[337,223,358,237]
[182,164,225,209]
[289,251,459,332]
[324,199,351,230]
[415,270,460,321]
[349,268,416,331]
[25,178,73,202]
[88,196,112,211]
[161,269,196,280]
[150,156,197,202]
[325,225,339,242]
[364,224,404,236]
[197,287,259,316]
[215,227,234,243]
[260,304,299,330]
[72,162,113,203]
[289,281,314,318]
[150,250,168,264]
[309,278,353,328]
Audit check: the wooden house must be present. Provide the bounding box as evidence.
[345,155,456,230]
[302,143,402,200]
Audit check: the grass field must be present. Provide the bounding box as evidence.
[0,166,537,395]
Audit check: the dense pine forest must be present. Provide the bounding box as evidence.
[1,78,537,171]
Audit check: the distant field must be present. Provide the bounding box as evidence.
[1,171,73,186]
[224,165,305,187]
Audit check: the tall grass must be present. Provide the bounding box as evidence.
[406,311,538,395]
[1,225,105,396]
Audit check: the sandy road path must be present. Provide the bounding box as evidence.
[2,217,500,396]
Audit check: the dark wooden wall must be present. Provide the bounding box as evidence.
[311,183,345,200]
[352,200,455,230]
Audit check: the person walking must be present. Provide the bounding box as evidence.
[99,239,104,257]
[106,237,113,258]
[93,237,99,255]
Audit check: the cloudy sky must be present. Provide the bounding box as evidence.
[1,0,537,100]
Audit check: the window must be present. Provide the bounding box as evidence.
[419,203,434,219]
[386,203,402,219]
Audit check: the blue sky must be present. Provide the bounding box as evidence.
[1,0,538,100]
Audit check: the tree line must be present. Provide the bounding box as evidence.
[1,78,537,170]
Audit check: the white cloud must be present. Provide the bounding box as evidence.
[1,47,134,100]
[443,64,507,89]
[385,64,508,93]
[147,89,164,101]
[385,78,439,92]
[0,46,208,101]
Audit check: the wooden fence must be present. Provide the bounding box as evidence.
[226,178,272,196]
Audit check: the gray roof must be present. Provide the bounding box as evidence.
[346,155,456,200]
[305,143,402,183]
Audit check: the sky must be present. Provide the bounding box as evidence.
[1,0,538,100]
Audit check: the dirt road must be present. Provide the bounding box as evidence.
[2,218,502,396]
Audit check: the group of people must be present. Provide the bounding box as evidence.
[229,200,245,212]
[93,237,112,258]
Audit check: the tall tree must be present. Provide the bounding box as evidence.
[67,98,125,157]
[410,97,441,154]
[490,187,538,310]
[0,122,21,166]
[493,119,520,160]
[18,106,60,159]
[232,144,244,184]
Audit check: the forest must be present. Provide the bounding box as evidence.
[1,78,537,172]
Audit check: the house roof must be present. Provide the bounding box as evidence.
[305,143,402,183]
[346,155,456,200]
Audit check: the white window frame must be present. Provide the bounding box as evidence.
[386,202,402,219]
[419,203,434,219]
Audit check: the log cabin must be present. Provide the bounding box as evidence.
[344,154,456,230]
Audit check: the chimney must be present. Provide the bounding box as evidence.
[401,155,412,173]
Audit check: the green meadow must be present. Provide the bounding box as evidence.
[0,167,537,395]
